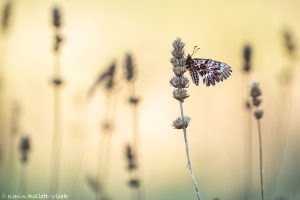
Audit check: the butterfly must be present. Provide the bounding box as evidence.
[186,46,232,86]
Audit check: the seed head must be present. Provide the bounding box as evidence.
[252,97,262,107]
[1,1,12,31]
[254,110,263,119]
[51,76,64,87]
[129,96,140,105]
[245,100,251,110]
[250,81,264,120]
[243,62,251,73]
[170,76,189,88]
[88,62,117,96]
[242,44,253,72]
[19,135,30,163]
[172,116,191,129]
[170,39,186,77]
[126,144,134,162]
[172,38,185,60]
[128,179,140,188]
[250,82,262,98]
[243,44,252,63]
[173,88,189,102]
[283,30,296,56]
[125,144,137,171]
[124,53,136,82]
[52,6,62,28]
[53,33,63,52]
[104,62,116,91]
[101,121,113,132]
[172,65,186,77]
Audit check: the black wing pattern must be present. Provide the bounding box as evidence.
[193,58,232,86]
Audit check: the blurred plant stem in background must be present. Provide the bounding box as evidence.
[274,29,298,192]
[250,82,264,200]
[123,53,144,200]
[87,61,117,200]
[49,5,65,194]
[241,44,253,200]
[0,0,14,192]
[18,134,30,194]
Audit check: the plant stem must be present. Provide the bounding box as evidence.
[19,164,26,194]
[244,75,252,200]
[49,50,62,194]
[245,110,252,200]
[50,85,61,193]
[179,102,201,200]
[257,119,264,200]
[131,83,144,200]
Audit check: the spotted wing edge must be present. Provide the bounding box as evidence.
[193,58,232,86]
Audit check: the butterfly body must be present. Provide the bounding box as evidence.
[186,54,232,86]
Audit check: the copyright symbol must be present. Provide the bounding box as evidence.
[1,194,6,198]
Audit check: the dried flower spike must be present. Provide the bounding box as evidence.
[104,62,116,91]
[1,1,12,31]
[128,179,140,188]
[250,82,262,99]
[129,96,140,105]
[249,81,264,200]
[170,76,189,88]
[53,33,63,52]
[52,6,62,28]
[124,53,136,82]
[243,44,252,72]
[172,38,185,60]
[173,88,189,102]
[19,135,30,163]
[125,144,137,171]
[88,62,117,96]
[254,110,263,120]
[170,38,201,200]
[245,100,251,110]
[252,98,262,107]
[51,76,64,87]
[172,116,191,129]
[283,30,296,56]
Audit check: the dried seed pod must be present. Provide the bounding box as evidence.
[52,6,62,28]
[129,96,140,105]
[19,135,30,163]
[252,97,262,107]
[254,110,263,119]
[1,1,12,31]
[173,88,189,102]
[128,179,140,188]
[170,76,189,88]
[250,82,262,98]
[124,53,136,82]
[172,116,191,129]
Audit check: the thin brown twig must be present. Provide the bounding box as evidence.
[257,119,264,200]
[179,102,201,200]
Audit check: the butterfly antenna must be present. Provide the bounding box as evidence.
[191,46,200,56]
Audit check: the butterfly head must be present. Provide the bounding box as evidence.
[186,46,200,69]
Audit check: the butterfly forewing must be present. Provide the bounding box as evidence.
[191,58,232,86]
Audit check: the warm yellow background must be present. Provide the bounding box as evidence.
[1,0,300,199]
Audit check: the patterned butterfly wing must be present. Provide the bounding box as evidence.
[192,58,232,86]
[189,69,200,86]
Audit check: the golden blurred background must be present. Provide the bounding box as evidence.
[0,0,299,200]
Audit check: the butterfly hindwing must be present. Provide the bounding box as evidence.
[192,58,232,86]
[189,69,199,86]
